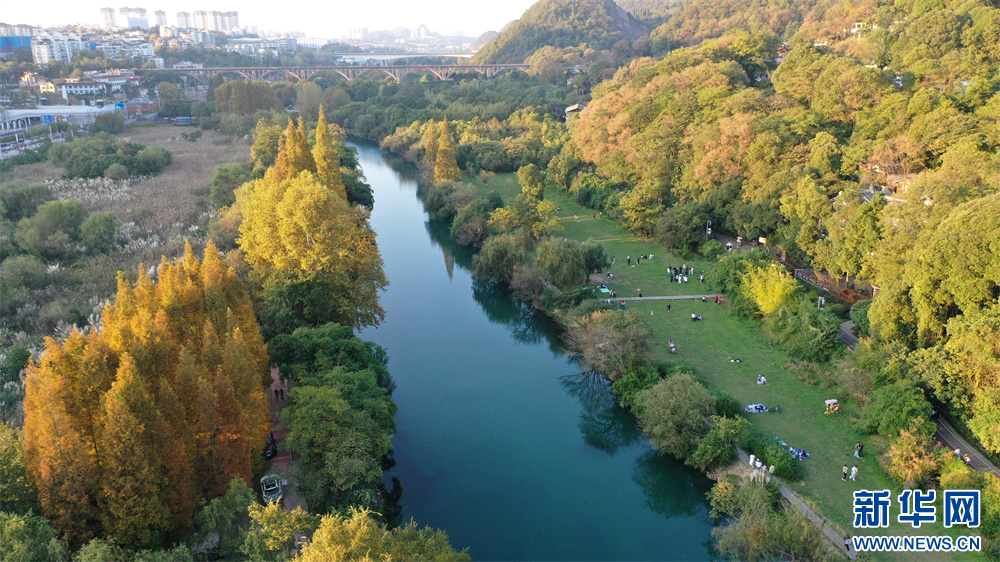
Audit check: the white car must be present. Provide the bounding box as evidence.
[261,474,283,504]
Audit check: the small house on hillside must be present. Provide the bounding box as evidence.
[565,104,586,117]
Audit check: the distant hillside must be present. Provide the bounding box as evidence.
[474,0,647,63]
[615,0,690,27]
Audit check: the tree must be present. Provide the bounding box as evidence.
[251,121,284,176]
[313,106,347,200]
[0,511,69,561]
[740,266,798,317]
[635,373,715,460]
[296,507,469,562]
[581,240,609,279]
[689,416,749,471]
[422,119,439,165]
[535,237,587,289]
[0,424,33,513]
[239,171,387,330]
[884,419,941,488]
[471,232,528,283]
[240,503,319,561]
[564,311,653,381]
[208,163,252,209]
[434,120,461,184]
[92,113,125,135]
[654,204,707,255]
[156,82,182,108]
[517,163,545,200]
[80,213,118,254]
[191,478,256,560]
[97,354,169,548]
[14,199,87,260]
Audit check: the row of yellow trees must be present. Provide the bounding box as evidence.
[23,243,270,547]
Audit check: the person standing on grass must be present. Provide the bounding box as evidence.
[667,303,671,312]
[843,464,849,481]
[850,465,858,481]
[749,454,756,468]
[855,442,863,458]
[627,256,631,265]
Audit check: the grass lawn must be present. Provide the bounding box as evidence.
[474,173,981,552]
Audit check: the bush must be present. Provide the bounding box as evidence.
[509,264,545,304]
[610,360,661,410]
[471,232,528,283]
[850,299,873,337]
[635,372,715,460]
[827,303,849,319]
[80,213,118,253]
[92,112,125,134]
[701,239,725,261]
[564,309,652,381]
[744,434,804,480]
[208,162,253,209]
[0,255,47,290]
[1,346,31,383]
[103,162,129,180]
[0,184,53,222]
[857,380,934,436]
[14,199,87,259]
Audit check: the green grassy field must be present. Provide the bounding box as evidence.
[476,173,980,553]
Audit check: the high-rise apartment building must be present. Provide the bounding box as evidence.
[120,7,149,29]
[192,10,209,30]
[155,10,167,27]
[176,12,192,28]
[101,7,116,29]
[31,33,84,64]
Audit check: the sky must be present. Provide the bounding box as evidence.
[2,0,539,39]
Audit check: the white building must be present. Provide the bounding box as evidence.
[192,11,209,30]
[172,60,203,69]
[154,10,167,27]
[120,7,149,29]
[54,80,107,100]
[176,11,192,28]
[101,7,116,29]
[31,33,84,64]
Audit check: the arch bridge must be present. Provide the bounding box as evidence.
[149,64,528,84]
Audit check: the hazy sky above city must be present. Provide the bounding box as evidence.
[4,0,540,38]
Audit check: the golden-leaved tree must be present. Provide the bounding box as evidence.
[313,106,347,200]
[434,119,462,184]
[238,119,387,332]
[23,242,269,548]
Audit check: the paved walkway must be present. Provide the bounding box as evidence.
[838,320,858,349]
[736,448,855,560]
[268,366,306,512]
[935,417,1000,478]
[611,294,723,301]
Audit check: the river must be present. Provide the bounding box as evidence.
[354,141,715,561]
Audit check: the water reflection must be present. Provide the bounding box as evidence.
[632,449,711,518]
[560,371,643,455]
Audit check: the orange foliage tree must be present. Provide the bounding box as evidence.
[22,241,269,548]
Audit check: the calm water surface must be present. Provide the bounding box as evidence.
[354,141,715,561]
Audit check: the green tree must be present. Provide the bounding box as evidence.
[535,237,587,289]
[191,478,256,560]
[208,163,252,209]
[0,424,33,513]
[857,380,934,437]
[635,373,715,460]
[581,240,609,279]
[517,163,545,200]
[80,213,118,254]
[654,204,707,255]
[689,416,750,471]
[0,511,69,561]
[14,199,87,260]
[471,232,528,283]
[422,119,439,165]
[240,503,319,561]
[565,311,653,381]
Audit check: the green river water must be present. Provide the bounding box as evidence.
[354,141,716,561]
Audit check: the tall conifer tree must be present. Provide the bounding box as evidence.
[434,119,462,183]
[313,106,348,200]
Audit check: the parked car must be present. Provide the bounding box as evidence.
[261,473,283,504]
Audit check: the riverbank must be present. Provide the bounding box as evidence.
[465,171,982,554]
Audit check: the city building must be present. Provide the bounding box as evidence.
[225,36,297,54]
[0,23,38,49]
[101,7,116,29]
[52,79,108,100]
[86,69,142,91]
[155,10,167,27]
[192,11,209,30]
[19,71,45,89]
[176,11,192,28]
[31,33,84,64]
[120,7,149,29]
[93,39,155,60]
[172,60,203,69]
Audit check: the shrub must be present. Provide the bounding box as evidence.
[80,213,118,254]
[565,310,652,381]
[471,232,528,283]
[883,419,941,488]
[857,380,934,436]
[1,346,31,383]
[850,299,873,337]
[827,303,849,319]
[509,264,545,304]
[0,255,47,290]
[14,199,87,259]
[91,112,125,134]
[744,434,804,480]
[208,162,253,209]
[0,184,53,222]
[701,239,725,261]
[690,415,750,471]
[103,162,129,180]
[610,360,661,410]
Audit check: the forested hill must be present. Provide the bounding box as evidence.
[474,0,647,63]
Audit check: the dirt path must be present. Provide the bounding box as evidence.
[268,366,306,512]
